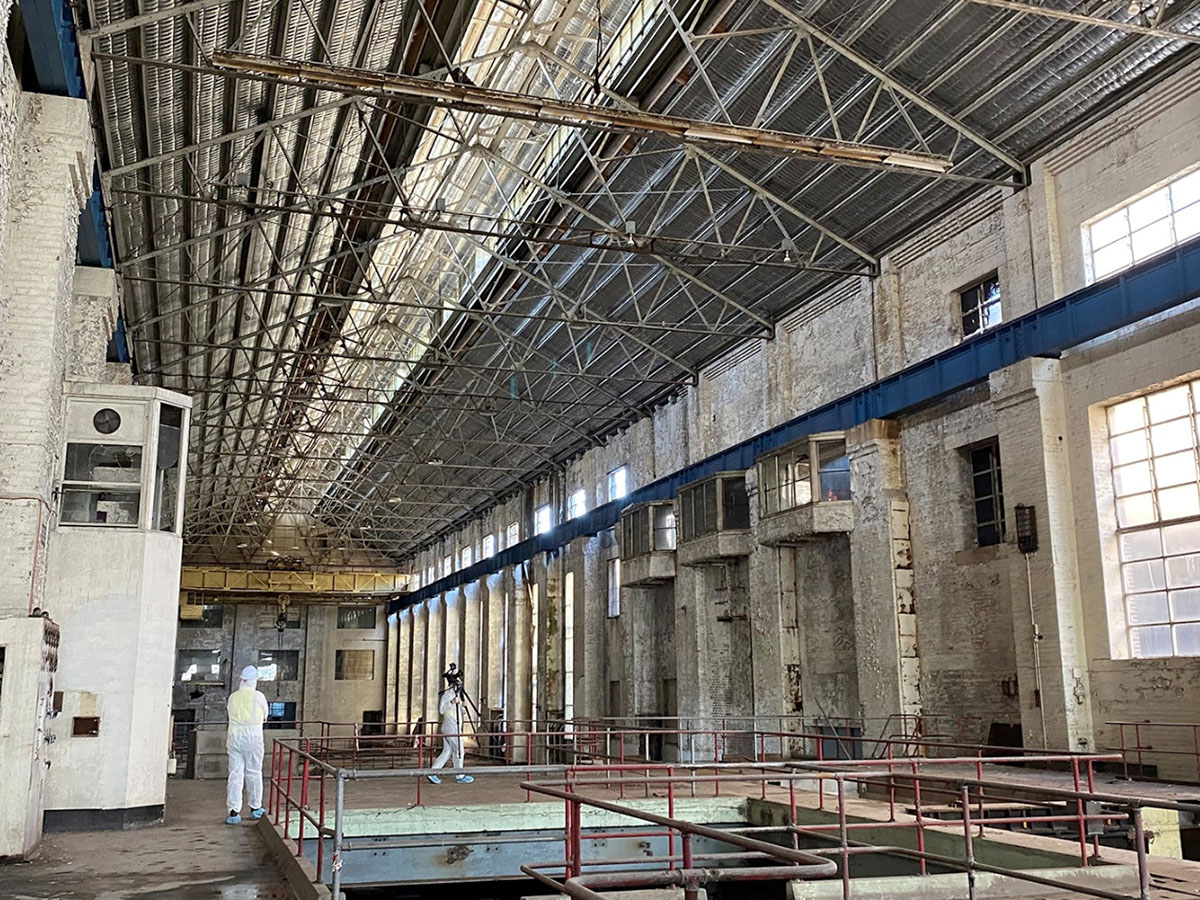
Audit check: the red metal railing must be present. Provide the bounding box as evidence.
[1108,719,1200,783]
[518,761,1196,900]
[263,720,1200,898]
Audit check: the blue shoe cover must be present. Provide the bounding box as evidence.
[226,814,242,825]
[427,774,441,784]
[455,774,474,784]
[250,807,266,820]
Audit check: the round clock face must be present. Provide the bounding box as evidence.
[93,408,122,435]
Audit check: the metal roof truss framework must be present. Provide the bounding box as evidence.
[82,0,1200,565]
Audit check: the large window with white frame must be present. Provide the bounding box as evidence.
[1084,167,1200,283]
[1107,379,1200,658]
[535,504,553,534]
[482,534,495,558]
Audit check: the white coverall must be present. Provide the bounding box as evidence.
[430,690,465,771]
[226,666,270,814]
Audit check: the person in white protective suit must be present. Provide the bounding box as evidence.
[225,665,270,824]
[427,686,474,784]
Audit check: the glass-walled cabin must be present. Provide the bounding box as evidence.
[758,433,851,516]
[619,501,677,559]
[677,472,750,543]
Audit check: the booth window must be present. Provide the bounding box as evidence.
[154,404,184,532]
[60,443,142,526]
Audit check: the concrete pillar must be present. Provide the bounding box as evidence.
[747,537,786,731]
[540,555,564,722]
[624,587,658,718]
[674,562,713,729]
[779,546,803,722]
[385,613,399,724]
[581,540,609,720]
[992,358,1094,750]
[847,419,922,727]
[481,573,504,714]
[872,264,905,377]
[424,597,445,722]
[393,608,411,728]
[462,581,482,711]
[509,566,533,758]
[410,603,427,728]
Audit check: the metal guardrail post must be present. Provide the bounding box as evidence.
[331,772,345,900]
[836,776,849,900]
[961,786,976,900]
[1132,807,1150,900]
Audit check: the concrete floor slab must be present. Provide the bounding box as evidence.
[0,780,289,899]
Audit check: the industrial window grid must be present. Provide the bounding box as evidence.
[535,504,553,535]
[1108,380,1200,658]
[506,521,520,548]
[1085,167,1200,283]
[959,274,1002,339]
[607,557,620,618]
[969,441,1006,547]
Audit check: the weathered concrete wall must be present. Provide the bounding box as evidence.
[173,602,387,728]
[901,397,1020,742]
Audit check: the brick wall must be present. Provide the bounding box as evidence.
[0,86,93,616]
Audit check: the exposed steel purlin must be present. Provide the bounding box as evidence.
[210,51,957,177]
[967,0,1200,45]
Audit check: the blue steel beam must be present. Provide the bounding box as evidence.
[394,237,1200,613]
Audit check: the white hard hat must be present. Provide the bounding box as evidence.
[240,665,259,682]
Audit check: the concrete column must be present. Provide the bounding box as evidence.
[624,587,657,719]
[779,547,803,722]
[673,562,713,727]
[462,581,482,711]
[992,358,1094,750]
[538,554,564,722]
[747,539,786,730]
[425,597,446,722]
[481,573,504,714]
[385,613,399,724]
[444,588,461,671]
[848,419,922,726]
[509,566,533,758]
[410,603,427,728]
[581,540,609,720]
[872,264,905,377]
[393,609,411,728]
